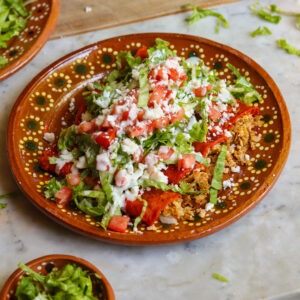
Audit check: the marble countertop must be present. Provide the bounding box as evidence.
[1,0,299,299]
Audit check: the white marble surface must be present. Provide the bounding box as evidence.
[1,0,300,299]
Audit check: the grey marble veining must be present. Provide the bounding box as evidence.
[1,0,300,299]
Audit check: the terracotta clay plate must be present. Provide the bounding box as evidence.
[0,254,115,299]
[7,33,291,245]
[0,0,60,81]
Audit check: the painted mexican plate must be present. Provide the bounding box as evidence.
[0,0,60,81]
[7,33,291,245]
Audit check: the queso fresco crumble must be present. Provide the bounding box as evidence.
[39,38,263,233]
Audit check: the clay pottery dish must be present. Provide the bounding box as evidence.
[7,33,291,245]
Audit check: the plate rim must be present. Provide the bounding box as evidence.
[6,32,292,245]
[0,0,60,81]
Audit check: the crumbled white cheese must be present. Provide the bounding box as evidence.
[223,178,234,190]
[43,132,55,143]
[205,202,214,211]
[231,166,241,173]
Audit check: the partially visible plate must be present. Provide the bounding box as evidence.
[0,0,60,81]
[7,33,291,245]
[0,254,115,299]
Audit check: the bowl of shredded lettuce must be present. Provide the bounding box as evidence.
[0,254,115,300]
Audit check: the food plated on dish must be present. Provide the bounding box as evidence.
[7,33,291,245]
[0,0,59,81]
[0,254,115,300]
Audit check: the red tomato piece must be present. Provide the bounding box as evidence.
[108,215,130,233]
[157,146,174,160]
[163,164,192,184]
[58,162,73,177]
[66,173,82,186]
[38,147,57,173]
[134,45,148,59]
[94,128,117,149]
[169,107,185,123]
[126,124,146,138]
[77,121,97,134]
[148,85,168,107]
[208,105,221,122]
[125,188,181,226]
[152,117,170,130]
[178,154,196,170]
[168,68,180,81]
[55,186,73,206]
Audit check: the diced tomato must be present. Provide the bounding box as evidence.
[55,186,73,206]
[58,162,73,176]
[178,154,196,170]
[193,135,228,157]
[134,45,148,59]
[77,121,97,134]
[125,188,181,226]
[66,173,82,186]
[137,110,145,121]
[208,105,221,122]
[74,102,87,125]
[225,100,260,129]
[114,169,129,187]
[152,116,169,129]
[169,107,185,123]
[194,86,208,97]
[169,68,180,81]
[148,85,168,107]
[108,215,130,233]
[38,147,57,173]
[163,164,192,185]
[94,128,117,149]
[157,146,174,160]
[126,124,146,138]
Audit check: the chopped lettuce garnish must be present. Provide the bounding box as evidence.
[210,145,227,204]
[140,178,203,195]
[183,3,229,32]
[212,272,229,283]
[227,63,263,104]
[133,197,148,231]
[268,4,300,29]
[16,262,99,300]
[137,65,149,107]
[250,26,272,37]
[276,39,300,56]
[0,0,31,68]
[249,2,281,24]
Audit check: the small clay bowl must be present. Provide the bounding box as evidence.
[0,254,115,300]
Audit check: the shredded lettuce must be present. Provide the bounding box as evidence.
[276,39,300,56]
[0,0,30,68]
[227,63,263,104]
[249,2,281,23]
[183,4,229,32]
[16,262,99,300]
[137,65,149,107]
[212,272,229,283]
[250,26,272,37]
[210,145,227,204]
